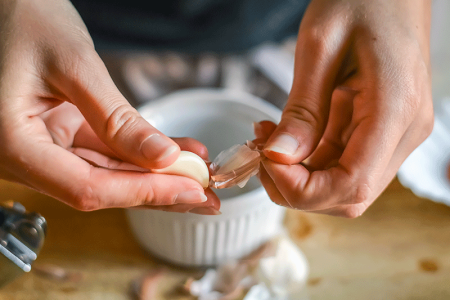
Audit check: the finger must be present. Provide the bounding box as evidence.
[140,189,221,215]
[262,109,405,211]
[71,147,148,172]
[9,135,207,210]
[199,188,221,210]
[73,121,117,157]
[253,121,277,140]
[308,203,369,219]
[41,102,86,149]
[71,147,215,197]
[261,159,325,210]
[143,205,220,215]
[74,124,209,162]
[188,206,221,215]
[261,159,370,218]
[171,137,209,161]
[372,108,433,196]
[263,21,350,165]
[304,87,355,170]
[258,164,292,208]
[0,169,28,186]
[261,28,421,212]
[49,49,179,169]
[42,102,119,159]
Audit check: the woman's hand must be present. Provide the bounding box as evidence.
[0,0,219,214]
[258,0,433,217]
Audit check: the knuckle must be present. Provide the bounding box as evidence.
[351,183,372,205]
[290,172,328,211]
[283,101,322,131]
[136,181,157,206]
[342,206,364,219]
[419,110,434,142]
[289,186,311,211]
[70,26,95,49]
[298,26,327,56]
[105,105,140,141]
[71,180,100,212]
[398,90,425,126]
[404,94,434,146]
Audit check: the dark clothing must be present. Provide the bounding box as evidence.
[71,0,310,53]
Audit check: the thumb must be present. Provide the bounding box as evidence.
[53,49,179,169]
[263,26,347,165]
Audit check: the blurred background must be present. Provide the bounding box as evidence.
[1,0,450,299]
[101,41,295,110]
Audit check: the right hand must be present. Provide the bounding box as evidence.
[255,0,433,218]
[0,0,220,214]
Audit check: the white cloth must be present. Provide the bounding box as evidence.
[397,98,450,206]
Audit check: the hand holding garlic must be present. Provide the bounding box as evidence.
[153,145,263,190]
[0,0,218,213]
[255,0,433,218]
[152,151,210,189]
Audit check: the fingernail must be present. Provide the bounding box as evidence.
[174,191,208,204]
[264,133,299,155]
[140,133,178,162]
[189,207,222,215]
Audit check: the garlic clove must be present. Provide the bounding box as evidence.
[152,151,209,188]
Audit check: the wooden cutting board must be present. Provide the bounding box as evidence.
[1,178,449,300]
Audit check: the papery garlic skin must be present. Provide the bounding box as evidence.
[152,151,209,188]
[256,237,309,298]
[210,144,261,189]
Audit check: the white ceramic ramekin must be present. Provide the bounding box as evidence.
[126,89,286,267]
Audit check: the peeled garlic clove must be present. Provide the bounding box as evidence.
[152,151,209,188]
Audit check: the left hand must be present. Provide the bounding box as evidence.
[42,102,220,215]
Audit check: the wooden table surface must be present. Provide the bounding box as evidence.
[0,178,449,300]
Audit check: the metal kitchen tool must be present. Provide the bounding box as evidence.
[0,202,46,288]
